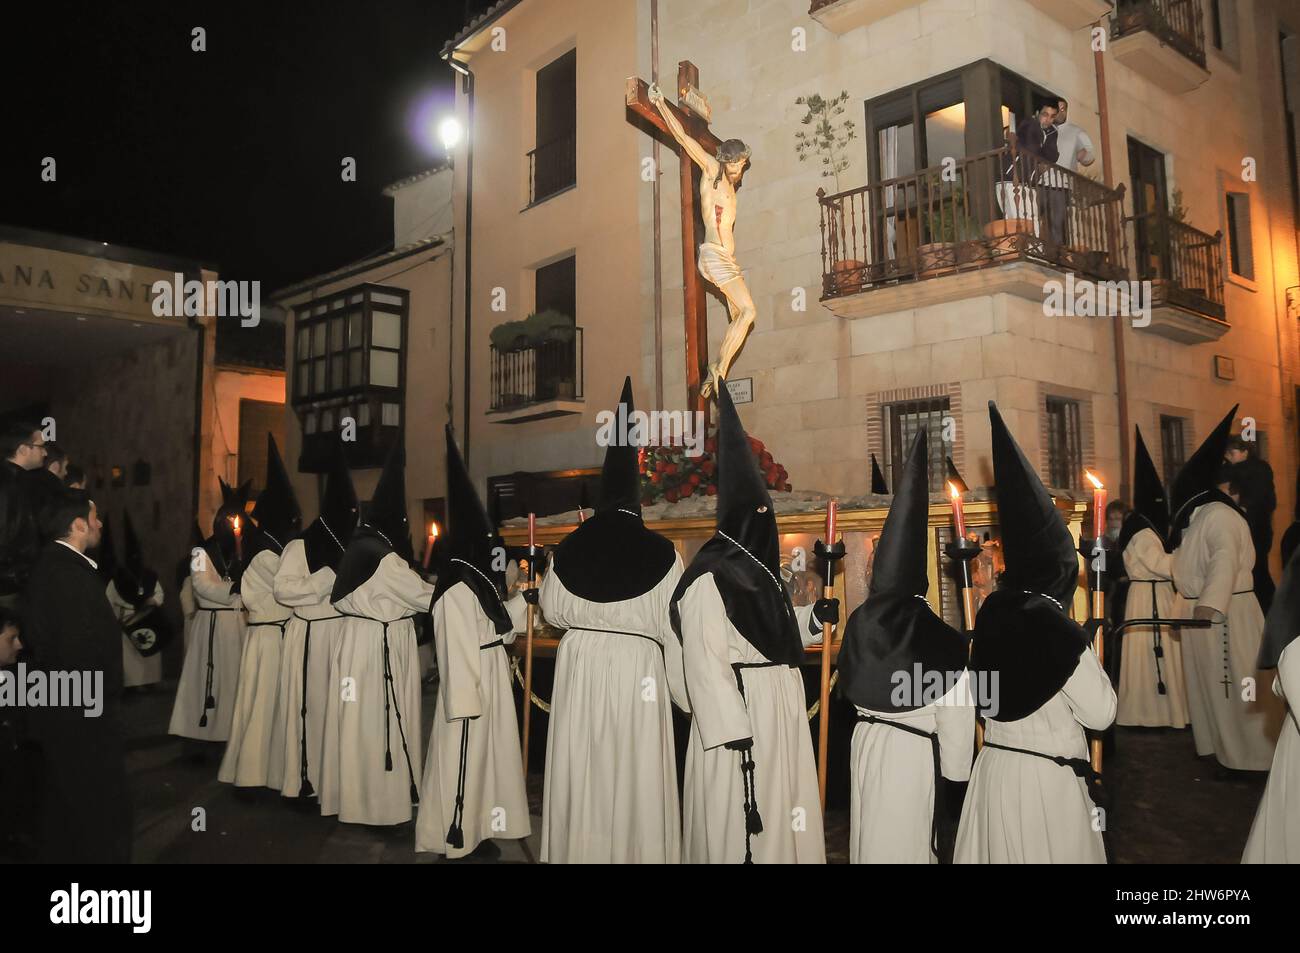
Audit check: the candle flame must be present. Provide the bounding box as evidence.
[429,521,439,540]
[231,516,241,532]
[947,480,961,500]
[1084,469,1104,490]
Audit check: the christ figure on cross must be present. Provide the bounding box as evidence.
[648,81,755,400]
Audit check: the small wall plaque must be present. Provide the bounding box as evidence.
[725,377,753,404]
[1214,355,1236,381]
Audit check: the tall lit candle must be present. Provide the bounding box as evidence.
[948,481,966,540]
[825,498,838,547]
[1085,470,1105,540]
[231,515,243,562]
[422,521,439,569]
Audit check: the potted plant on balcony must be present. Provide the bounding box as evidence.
[797,91,861,291]
[916,189,982,278]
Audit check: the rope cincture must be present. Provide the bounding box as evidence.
[446,720,470,850]
[334,611,421,805]
[857,713,945,859]
[732,661,784,864]
[197,607,237,728]
[289,612,343,799]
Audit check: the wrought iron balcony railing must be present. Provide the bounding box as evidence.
[1125,210,1224,319]
[817,143,1128,299]
[490,325,584,412]
[1111,0,1207,69]
[527,132,577,206]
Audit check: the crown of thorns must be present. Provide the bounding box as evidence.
[717,139,751,163]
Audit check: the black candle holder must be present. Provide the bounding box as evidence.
[943,536,981,589]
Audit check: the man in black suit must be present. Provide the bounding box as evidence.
[0,422,48,612]
[23,489,131,863]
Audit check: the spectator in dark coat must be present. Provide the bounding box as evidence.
[22,489,131,863]
[0,422,47,611]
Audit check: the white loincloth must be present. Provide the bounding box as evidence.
[697,242,742,287]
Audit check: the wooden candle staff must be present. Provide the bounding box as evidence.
[1083,470,1107,778]
[521,513,538,772]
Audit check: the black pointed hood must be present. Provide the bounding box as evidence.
[969,403,1090,722]
[671,384,803,666]
[1281,465,1300,567]
[870,454,889,495]
[1169,406,1239,547]
[113,511,160,608]
[431,425,512,633]
[1118,426,1170,556]
[95,511,118,583]
[551,377,677,602]
[946,456,969,494]
[245,435,302,567]
[206,477,252,575]
[839,431,969,712]
[1260,545,1300,670]
[331,441,414,602]
[302,442,358,573]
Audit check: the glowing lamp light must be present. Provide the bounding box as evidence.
[438,116,463,151]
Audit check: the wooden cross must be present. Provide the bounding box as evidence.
[626,61,722,423]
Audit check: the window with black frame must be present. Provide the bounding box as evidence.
[291,284,408,471]
[1159,414,1187,490]
[1045,396,1084,491]
[531,48,577,205]
[882,396,951,493]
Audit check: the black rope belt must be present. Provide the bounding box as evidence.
[856,713,945,859]
[730,660,790,864]
[247,618,289,634]
[289,612,345,798]
[337,613,420,805]
[1139,580,1169,696]
[198,607,237,729]
[446,636,510,848]
[981,740,1096,786]
[561,629,660,650]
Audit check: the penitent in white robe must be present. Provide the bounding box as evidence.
[272,539,346,799]
[1242,643,1300,862]
[219,549,290,788]
[676,574,826,864]
[1118,527,1188,728]
[850,671,975,864]
[1173,502,1284,771]
[415,582,530,857]
[538,553,688,863]
[322,552,432,826]
[109,579,164,689]
[954,649,1115,864]
[168,557,247,742]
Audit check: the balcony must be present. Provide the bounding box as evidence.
[809,0,1112,32]
[1126,211,1226,342]
[817,144,1128,318]
[526,132,576,208]
[1110,0,1210,92]
[488,326,584,423]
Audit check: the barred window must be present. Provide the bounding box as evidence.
[882,396,950,493]
[1045,396,1083,490]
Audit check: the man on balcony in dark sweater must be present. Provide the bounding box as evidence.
[1009,102,1063,245]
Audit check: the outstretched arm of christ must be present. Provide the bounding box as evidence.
[648,83,715,176]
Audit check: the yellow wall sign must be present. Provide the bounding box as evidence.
[0,242,183,325]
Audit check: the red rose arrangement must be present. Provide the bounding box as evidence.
[639,431,790,505]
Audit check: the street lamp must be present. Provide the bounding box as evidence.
[438,116,462,153]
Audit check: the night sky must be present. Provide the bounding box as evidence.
[1,1,498,292]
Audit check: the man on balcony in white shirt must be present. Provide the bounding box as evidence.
[1053,99,1096,173]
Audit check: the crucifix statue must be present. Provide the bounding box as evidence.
[626,62,756,414]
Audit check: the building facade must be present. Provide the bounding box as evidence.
[441,0,1300,564]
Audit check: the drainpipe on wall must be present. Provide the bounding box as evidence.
[449,56,475,466]
[651,0,664,410]
[1094,20,1132,501]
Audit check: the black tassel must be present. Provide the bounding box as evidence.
[385,751,393,772]
[300,779,315,799]
[198,713,208,728]
[1157,681,1167,695]
[410,782,420,805]
[446,822,464,850]
[205,695,216,709]
[1154,645,1164,658]
[747,806,764,835]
